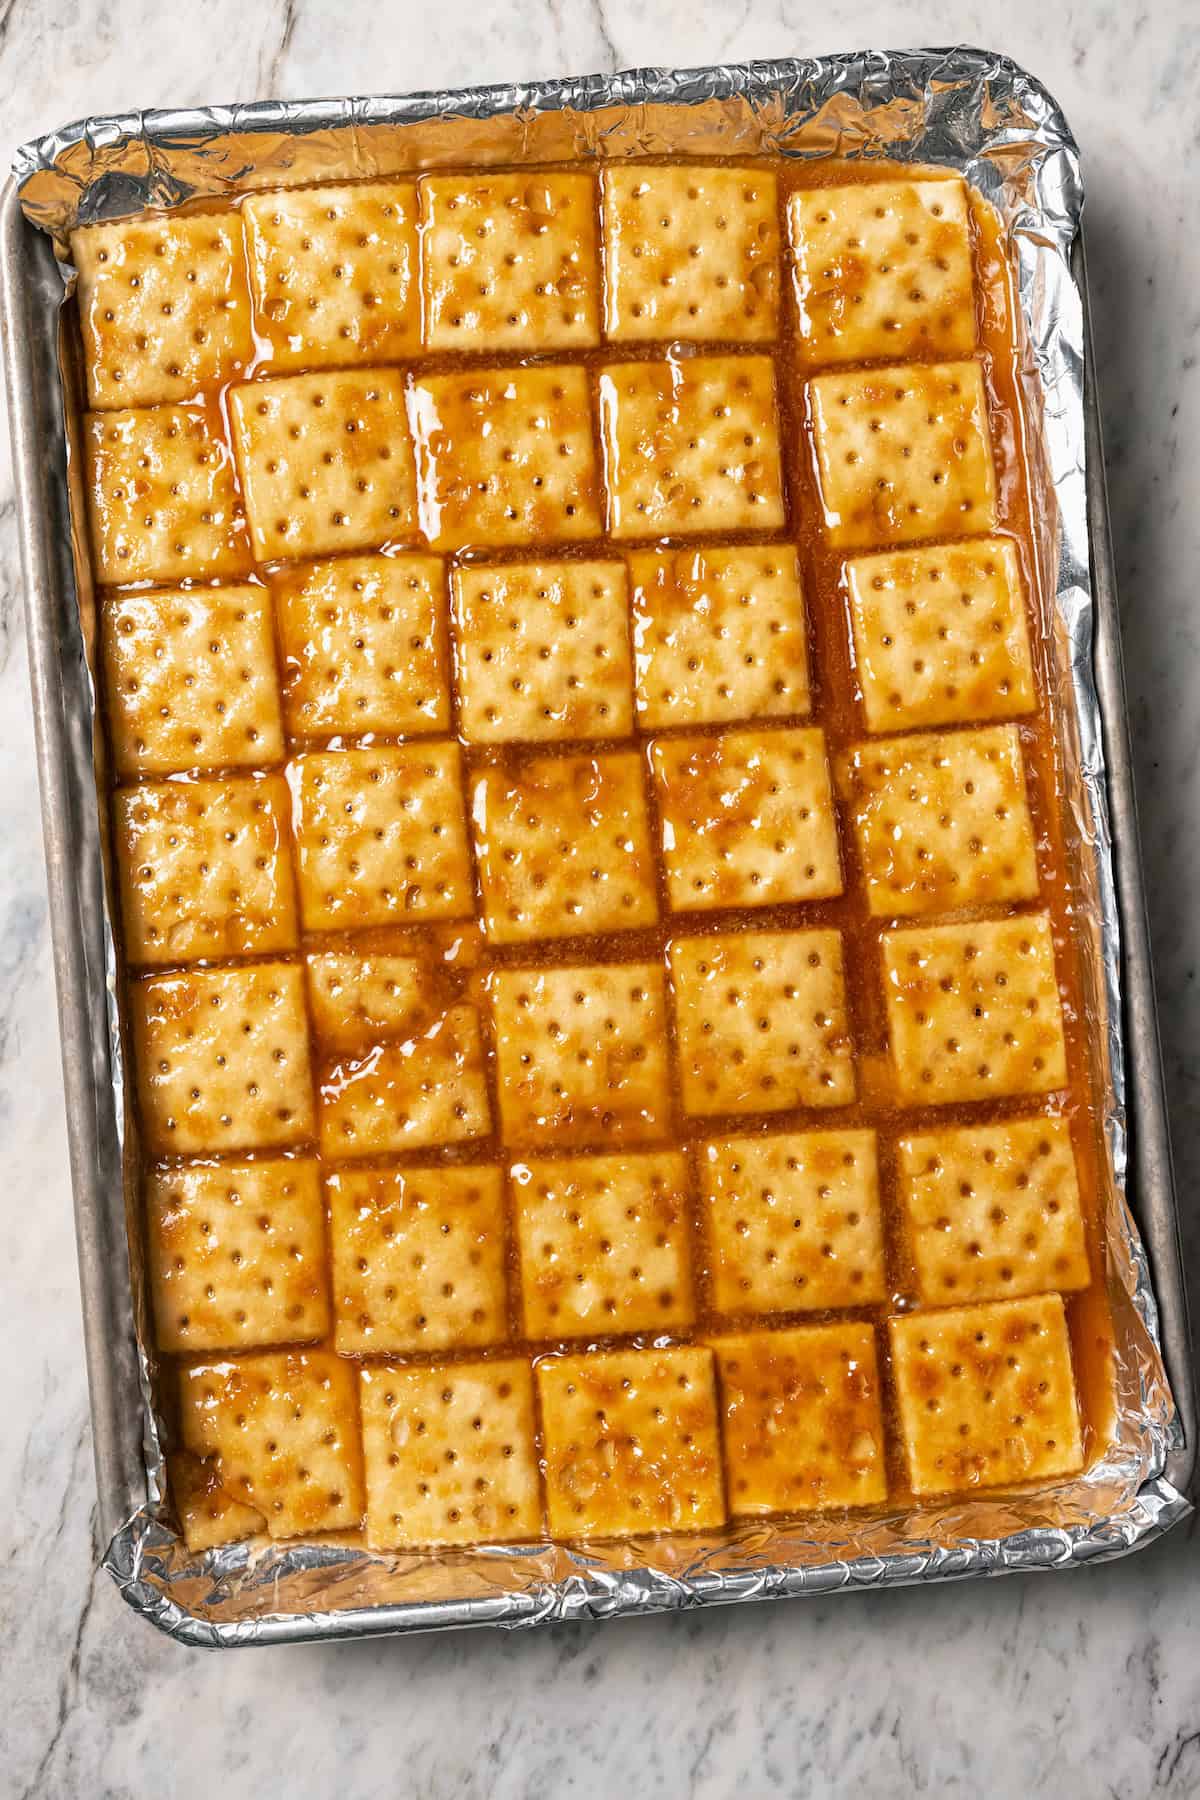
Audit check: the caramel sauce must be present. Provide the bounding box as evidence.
[84,152,1119,1540]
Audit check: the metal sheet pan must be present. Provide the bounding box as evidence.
[1075,239,1193,1501]
[2,47,1193,1646]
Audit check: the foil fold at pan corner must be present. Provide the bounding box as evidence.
[12,45,1190,1643]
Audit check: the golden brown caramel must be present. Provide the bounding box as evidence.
[72,210,253,407]
[472,750,659,943]
[77,156,1118,1556]
[512,1150,695,1339]
[114,773,299,964]
[896,1117,1090,1306]
[712,1324,887,1512]
[603,164,780,344]
[838,725,1040,918]
[146,1157,330,1352]
[242,182,421,369]
[889,1295,1083,1495]
[409,364,603,549]
[360,1358,541,1548]
[788,178,976,366]
[178,1349,363,1536]
[538,1346,725,1536]
[700,1129,885,1315]
[421,171,600,352]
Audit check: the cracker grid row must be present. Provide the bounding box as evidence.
[174,1293,1084,1553]
[109,668,1043,989]
[85,348,1001,580]
[100,547,820,777]
[73,170,977,411]
[176,1334,882,1548]
[100,539,1035,791]
[116,744,1059,1149]
[148,1113,1088,1362]
[85,351,799,581]
[129,914,1070,1161]
[116,734,853,958]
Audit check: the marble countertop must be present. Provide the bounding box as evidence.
[4,4,1199,1795]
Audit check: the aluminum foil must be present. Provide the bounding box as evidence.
[12,46,1190,1646]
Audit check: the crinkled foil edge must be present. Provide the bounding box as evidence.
[13,45,1189,1645]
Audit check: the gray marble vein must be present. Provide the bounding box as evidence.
[2,3,1199,1796]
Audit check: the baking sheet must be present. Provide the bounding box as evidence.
[5,45,1192,1646]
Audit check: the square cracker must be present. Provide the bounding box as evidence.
[472,750,658,944]
[409,365,602,551]
[101,586,283,778]
[651,726,842,912]
[146,1156,329,1353]
[809,359,997,550]
[179,1349,364,1539]
[316,1002,490,1158]
[600,353,785,539]
[670,929,855,1116]
[288,743,473,931]
[602,165,779,344]
[360,1358,541,1549]
[490,963,672,1149]
[839,723,1039,917]
[305,951,430,1055]
[882,913,1068,1105]
[169,1450,265,1554]
[538,1346,725,1537]
[513,1150,694,1339]
[114,773,298,965]
[452,559,633,744]
[898,1114,1090,1305]
[889,1294,1084,1496]
[846,537,1036,733]
[711,1324,887,1514]
[242,181,420,368]
[421,170,600,352]
[132,963,314,1157]
[273,553,449,739]
[85,405,251,586]
[327,1164,507,1354]
[789,178,976,367]
[630,544,810,729]
[229,369,418,562]
[700,1128,884,1315]
[73,211,253,410]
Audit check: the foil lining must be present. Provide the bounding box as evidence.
[12,46,1189,1646]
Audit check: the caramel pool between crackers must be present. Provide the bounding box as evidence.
[76,156,1114,1553]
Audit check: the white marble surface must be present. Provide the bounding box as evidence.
[3,5,1199,1796]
